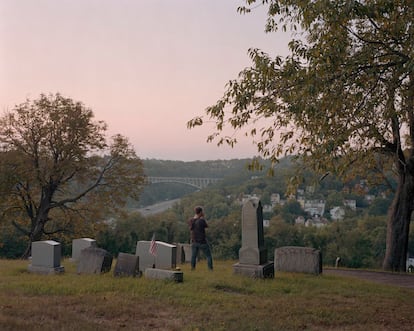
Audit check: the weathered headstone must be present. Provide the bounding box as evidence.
[135,240,176,271]
[233,199,274,278]
[182,243,192,263]
[77,247,113,274]
[71,238,97,262]
[144,268,183,282]
[174,243,185,264]
[28,240,65,275]
[114,252,140,277]
[274,246,322,275]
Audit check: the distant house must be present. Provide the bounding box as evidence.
[304,200,326,217]
[330,206,345,221]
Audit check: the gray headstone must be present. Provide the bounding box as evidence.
[239,199,267,265]
[71,238,97,262]
[274,246,322,275]
[174,243,185,264]
[233,262,274,278]
[135,240,176,271]
[233,199,274,278]
[77,247,113,274]
[182,243,192,263]
[144,268,183,282]
[28,240,65,274]
[114,253,140,277]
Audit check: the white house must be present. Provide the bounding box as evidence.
[330,206,345,221]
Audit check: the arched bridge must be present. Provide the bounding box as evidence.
[146,177,222,189]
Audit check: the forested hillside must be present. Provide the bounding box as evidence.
[137,158,256,206]
[142,158,266,178]
[138,158,284,206]
[106,156,413,271]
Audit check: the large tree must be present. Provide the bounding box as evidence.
[188,1,414,271]
[0,93,145,257]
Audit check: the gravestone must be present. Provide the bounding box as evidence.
[182,243,192,263]
[71,238,97,262]
[174,243,185,264]
[144,268,183,282]
[135,240,176,272]
[77,247,113,274]
[28,240,65,275]
[233,199,274,278]
[274,246,322,275]
[114,252,140,277]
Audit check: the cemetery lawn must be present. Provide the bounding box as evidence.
[0,259,414,331]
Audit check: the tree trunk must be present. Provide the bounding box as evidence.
[21,216,47,259]
[20,188,54,259]
[383,171,413,272]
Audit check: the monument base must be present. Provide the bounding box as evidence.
[233,262,274,279]
[144,268,183,282]
[28,264,65,275]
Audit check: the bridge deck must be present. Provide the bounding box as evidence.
[146,176,222,189]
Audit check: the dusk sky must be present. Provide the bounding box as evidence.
[0,0,291,161]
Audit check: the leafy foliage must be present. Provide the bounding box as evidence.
[0,93,145,257]
[187,0,414,271]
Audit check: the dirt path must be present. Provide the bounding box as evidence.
[324,267,414,289]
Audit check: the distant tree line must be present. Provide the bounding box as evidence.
[98,156,412,269]
[93,185,413,269]
[2,153,413,269]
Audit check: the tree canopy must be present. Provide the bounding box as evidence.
[0,93,145,257]
[188,0,414,271]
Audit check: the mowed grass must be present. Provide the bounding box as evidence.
[0,259,413,331]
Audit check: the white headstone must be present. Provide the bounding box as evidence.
[136,240,176,271]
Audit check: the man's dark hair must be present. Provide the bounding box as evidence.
[195,206,203,215]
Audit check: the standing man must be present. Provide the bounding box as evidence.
[188,206,213,271]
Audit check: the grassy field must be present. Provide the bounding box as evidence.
[0,259,413,331]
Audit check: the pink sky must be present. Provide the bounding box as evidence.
[0,0,291,161]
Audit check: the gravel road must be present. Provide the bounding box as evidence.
[324,267,414,289]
